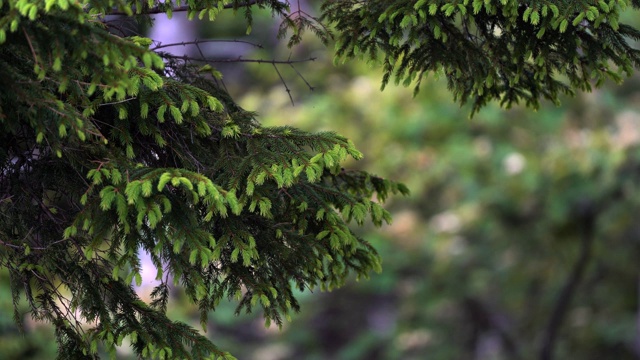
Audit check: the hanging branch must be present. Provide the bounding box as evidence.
[277,0,333,47]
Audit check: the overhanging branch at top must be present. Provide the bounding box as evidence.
[105,0,260,16]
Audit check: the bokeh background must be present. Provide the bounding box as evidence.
[2,5,640,360]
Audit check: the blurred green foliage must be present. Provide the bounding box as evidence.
[233,20,640,357]
[0,269,57,359]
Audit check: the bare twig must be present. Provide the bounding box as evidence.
[159,50,316,105]
[99,97,137,106]
[289,63,315,91]
[187,40,232,93]
[193,40,208,62]
[161,53,316,65]
[22,27,39,70]
[103,16,144,37]
[0,234,70,251]
[272,63,293,105]
[151,39,263,51]
[0,239,24,249]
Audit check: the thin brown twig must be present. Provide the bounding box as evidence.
[151,39,263,51]
[0,239,23,249]
[0,230,71,251]
[161,53,316,65]
[289,63,315,91]
[22,27,39,70]
[193,41,208,64]
[190,40,232,93]
[162,52,315,100]
[272,63,293,105]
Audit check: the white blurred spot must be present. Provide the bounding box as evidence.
[396,329,433,351]
[615,110,640,148]
[430,211,461,233]
[503,152,526,175]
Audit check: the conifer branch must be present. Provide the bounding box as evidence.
[322,0,640,115]
[106,1,260,16]
[0,0,404,358]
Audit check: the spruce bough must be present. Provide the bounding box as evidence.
[0,1,406,358]
[323,0,640,115]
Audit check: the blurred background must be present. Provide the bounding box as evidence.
[3,5,640,360]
